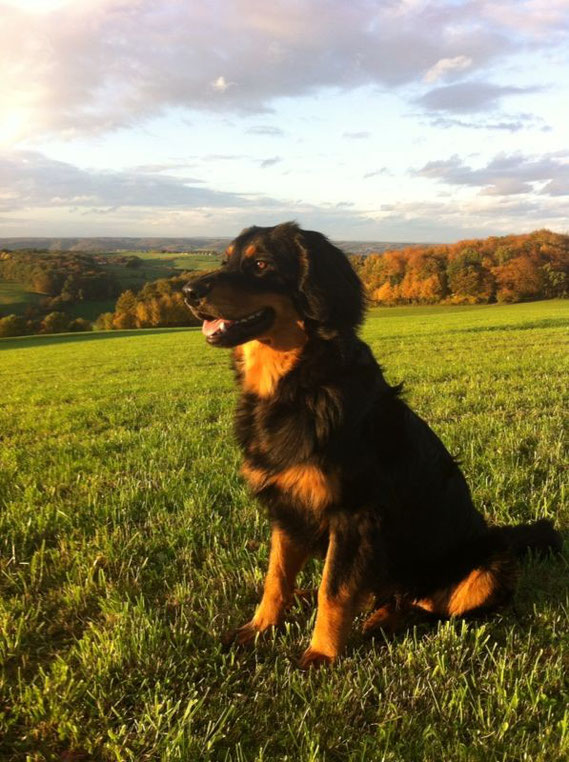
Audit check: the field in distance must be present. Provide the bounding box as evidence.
[1,301,568,761]
[0,250,219,319]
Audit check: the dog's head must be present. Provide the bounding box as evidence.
[183,222,364,348]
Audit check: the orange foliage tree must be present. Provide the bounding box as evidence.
[352,230,569,306]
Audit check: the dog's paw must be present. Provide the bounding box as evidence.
[362,605,402,637]
[221,621,261,649]
[298,647,335,670]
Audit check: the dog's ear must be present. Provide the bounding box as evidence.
[293,228,365,336]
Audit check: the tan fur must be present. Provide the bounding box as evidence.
[304,533,359,662]
[240,462,269,490]
[252,526,308,630]
[362,603,405,635]
[241,462,339,513]
[245,244,257,257]
[273,465,339,511]
[239,341,303,397]
[414,565,501,617]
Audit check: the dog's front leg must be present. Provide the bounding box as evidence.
[299,525,363,668]
[225,525,307,647]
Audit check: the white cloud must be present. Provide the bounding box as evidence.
[1,0,566,141]
[211,76,234,93]
[415,151,569,195]
[1,148,568,241]
[424,56,473,83]
[416,82,543,113]
[0,149,266,211]
[343,131,371,139]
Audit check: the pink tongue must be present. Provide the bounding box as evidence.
[202,318,233,337]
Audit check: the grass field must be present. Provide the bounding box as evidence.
[1,301,568,761]
[0,282,43,316]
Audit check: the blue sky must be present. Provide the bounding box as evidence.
[1,0,568,241]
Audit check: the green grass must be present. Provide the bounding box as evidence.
[0,282,43,316]
[111,250,220,274]
[1,301,568,761]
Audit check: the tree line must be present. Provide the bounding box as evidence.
[351,229,569,305]
[0,250,139,337]
[94,275,200,330]
[2,230,568,338]
[0,250,123,302]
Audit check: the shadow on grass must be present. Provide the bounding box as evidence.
[0,326,199,350]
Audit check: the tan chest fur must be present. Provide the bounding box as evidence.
[241,461,339,512]
[235,340,302,398]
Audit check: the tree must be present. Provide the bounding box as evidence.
[68,318,92,332]
[40,312,70,334]
[0,314,28,338]
[95,312,115,331]
[493,255,542,303]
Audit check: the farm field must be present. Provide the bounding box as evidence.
[0,282,43,316]
[1,300,568,761]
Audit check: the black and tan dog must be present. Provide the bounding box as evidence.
[183,222,561,668]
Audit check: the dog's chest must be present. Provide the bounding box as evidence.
[235,341,302,398]
[241,460,339,513]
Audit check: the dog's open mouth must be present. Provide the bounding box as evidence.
[199,307,275,346]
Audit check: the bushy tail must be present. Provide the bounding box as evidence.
[491,519,562,559]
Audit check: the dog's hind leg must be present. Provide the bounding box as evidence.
[413,552,518,618]
[362,596,409,636]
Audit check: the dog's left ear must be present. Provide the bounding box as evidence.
[294,228,365,337]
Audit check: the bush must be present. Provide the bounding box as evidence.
[68,318,92,333]
[40,311,70,334]
[0,314,28,338]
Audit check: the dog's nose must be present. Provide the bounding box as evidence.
[183,279,211,305]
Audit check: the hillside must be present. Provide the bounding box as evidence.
[1,301,567,760]
[0,236,421,255]
[353,229,569,305]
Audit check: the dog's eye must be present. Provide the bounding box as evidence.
[254,260,269,272]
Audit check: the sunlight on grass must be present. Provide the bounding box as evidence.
[0,301,568,760]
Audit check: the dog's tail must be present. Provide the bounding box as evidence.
[490,518,562,559]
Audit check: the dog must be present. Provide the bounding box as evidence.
[183,221,561,668]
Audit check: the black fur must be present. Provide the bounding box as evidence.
[184,222,562,660]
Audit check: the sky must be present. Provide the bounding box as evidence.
[1,0,568,242]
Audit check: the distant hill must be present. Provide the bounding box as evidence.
[0,237,421,255]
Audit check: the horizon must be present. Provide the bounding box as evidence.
[1,1,568,241]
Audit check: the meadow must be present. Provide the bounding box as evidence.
[0,282,42,316]
[1,300,568,761]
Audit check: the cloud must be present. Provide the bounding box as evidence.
[426,114,551,132]
[416,82,543,113]
[0,149,272,211]
[131,161,201,174]
[343,131,371,139]
[415,151,569,195]
[1,148,568,240]
[259,156,282,168]
[246,125,285,136]
[424,56,472,83]
[211,76,235,93]
[363,167,390,179]
[1,0,567,140]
